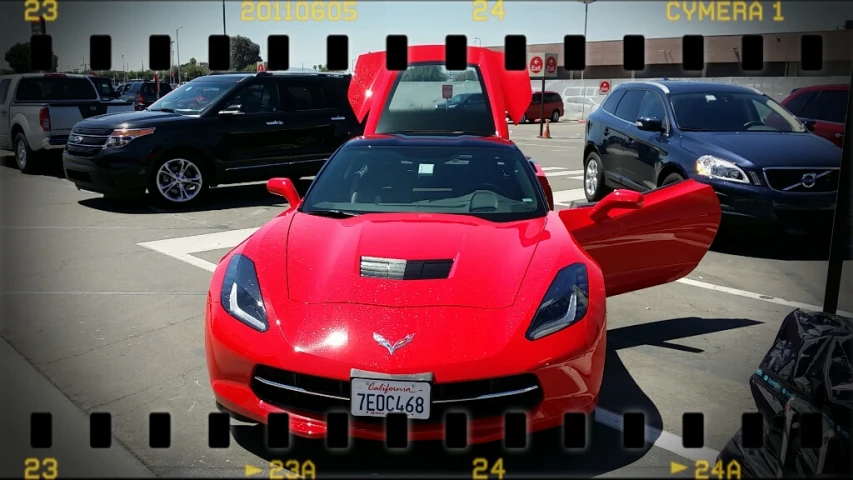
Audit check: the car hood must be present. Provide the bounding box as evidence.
[77,110,195,129]
[278,212,546,309]
[680,132,841,168]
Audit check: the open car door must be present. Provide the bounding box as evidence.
[347,45,532,140]
[559,181,722,297]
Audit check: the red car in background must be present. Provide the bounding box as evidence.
[205,45,722,444]
[780,84,848,148]
[508,90,564,124]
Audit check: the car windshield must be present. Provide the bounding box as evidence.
[670,92,806,133]
[302,145,545,222]
[376,64,495,135]
[147,80,235,114]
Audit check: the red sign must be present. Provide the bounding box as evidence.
[257,62,265,72]
[545,56,557,75]
[599,80,611,94]
[442,84,453,99]
[529,56,543,75]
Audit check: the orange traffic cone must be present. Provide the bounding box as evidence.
[539,119,551,139]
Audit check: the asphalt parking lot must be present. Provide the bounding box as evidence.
[1,121,851,478]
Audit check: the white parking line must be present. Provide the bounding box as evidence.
[594,408,720,463]
[570,176,584,180]
[553,188,587,206]
[545,170,583,177]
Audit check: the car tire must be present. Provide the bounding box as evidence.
[551,110,560,122]
[14,133,38,174]
[519,114,527,124]
[584,151,611,202]
[660,172,686,187]
[148,153,209,208]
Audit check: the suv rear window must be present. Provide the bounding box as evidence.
[89,77,119,99]
[15,77,98,101]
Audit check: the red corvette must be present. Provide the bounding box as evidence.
[205,45,722,444]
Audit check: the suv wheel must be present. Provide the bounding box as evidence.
[148,155,208,207]
[584,151,612,202]
[660,172,686,186]
[14,133,37,174]
[551,110,560,122]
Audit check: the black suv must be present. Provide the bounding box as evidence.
[118,80,174,110]
[583,81,841,232]
[63,72,363,206]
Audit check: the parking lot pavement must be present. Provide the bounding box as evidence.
[1,149,849,477]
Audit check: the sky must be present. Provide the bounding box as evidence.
[1,0,852,72]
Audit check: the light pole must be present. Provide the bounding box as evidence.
[578,0,595,121]
[171,41,175,83]
[473,37,481,47]
[176,27,183,83]
[222,0,227,35]
[121,54,126,82]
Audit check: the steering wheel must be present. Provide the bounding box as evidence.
[743,121,765,129]
[472,183,508,198]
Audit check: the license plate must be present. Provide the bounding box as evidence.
[350,378,431,420]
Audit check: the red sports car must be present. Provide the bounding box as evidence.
[205,45,722,444]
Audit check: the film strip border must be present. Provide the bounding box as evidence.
[27,410,819,451]
[28,33,828,72]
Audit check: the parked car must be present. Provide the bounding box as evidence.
[117,80,174,110]
[434,92,485,111]
[508,91,563,124]
[88,76,122,101]
[63,71,364,207]
[0,73,135,173]
[583,81,841,232]
[780,84,848,148]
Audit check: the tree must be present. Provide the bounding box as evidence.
[5,42,58,73]
[313,64,330,72]
[230,35,262,71]
[400,65,448,82]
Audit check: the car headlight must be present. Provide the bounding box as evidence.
[219,254,268,332]
[526,263,589,340]
[695,155,750,184]
[105,127,155,148]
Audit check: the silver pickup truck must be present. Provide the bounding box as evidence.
[0,73,134,173]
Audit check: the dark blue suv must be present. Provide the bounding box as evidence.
[583,81,841,231]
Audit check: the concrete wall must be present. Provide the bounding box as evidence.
[391,76,848,121]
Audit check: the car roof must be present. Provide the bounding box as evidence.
[346,134,519,150]
[198,72,351,82]
[791,84,849,93]
[614,80,762,95]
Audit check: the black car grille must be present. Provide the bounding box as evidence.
[251,365,542,424]
[66,129,111,157]
[73,127,114,136]
[764,168,839,193]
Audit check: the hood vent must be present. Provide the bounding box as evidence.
[360,257,453,280]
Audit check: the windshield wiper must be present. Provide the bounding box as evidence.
[148,107,175,112]
[305,209,361,218]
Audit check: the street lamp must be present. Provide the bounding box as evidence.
[578,0,596,121]
[222,0,227,35]
[176,27,183,83]
[473,37,482,47]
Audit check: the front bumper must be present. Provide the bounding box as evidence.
[692,175,836,230]
[205,300,606,444]
[62,147,149,198]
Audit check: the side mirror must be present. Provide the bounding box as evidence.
[218,104,244,116]
[267,178,301,208]
[636,117,664,132]
[801,119,816,132]
[589,189,644,222]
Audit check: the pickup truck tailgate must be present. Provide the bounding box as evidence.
[46,100,133,136]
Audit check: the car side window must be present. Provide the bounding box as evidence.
[783,90,816,116]
[280,83,325,112]
[224,83,281,113]
[601,90,626,114]
[800,90,848,124]
[636,91,667,122]
[0,79,10,103]
[532,93,541,104]
[613,90,645,122]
